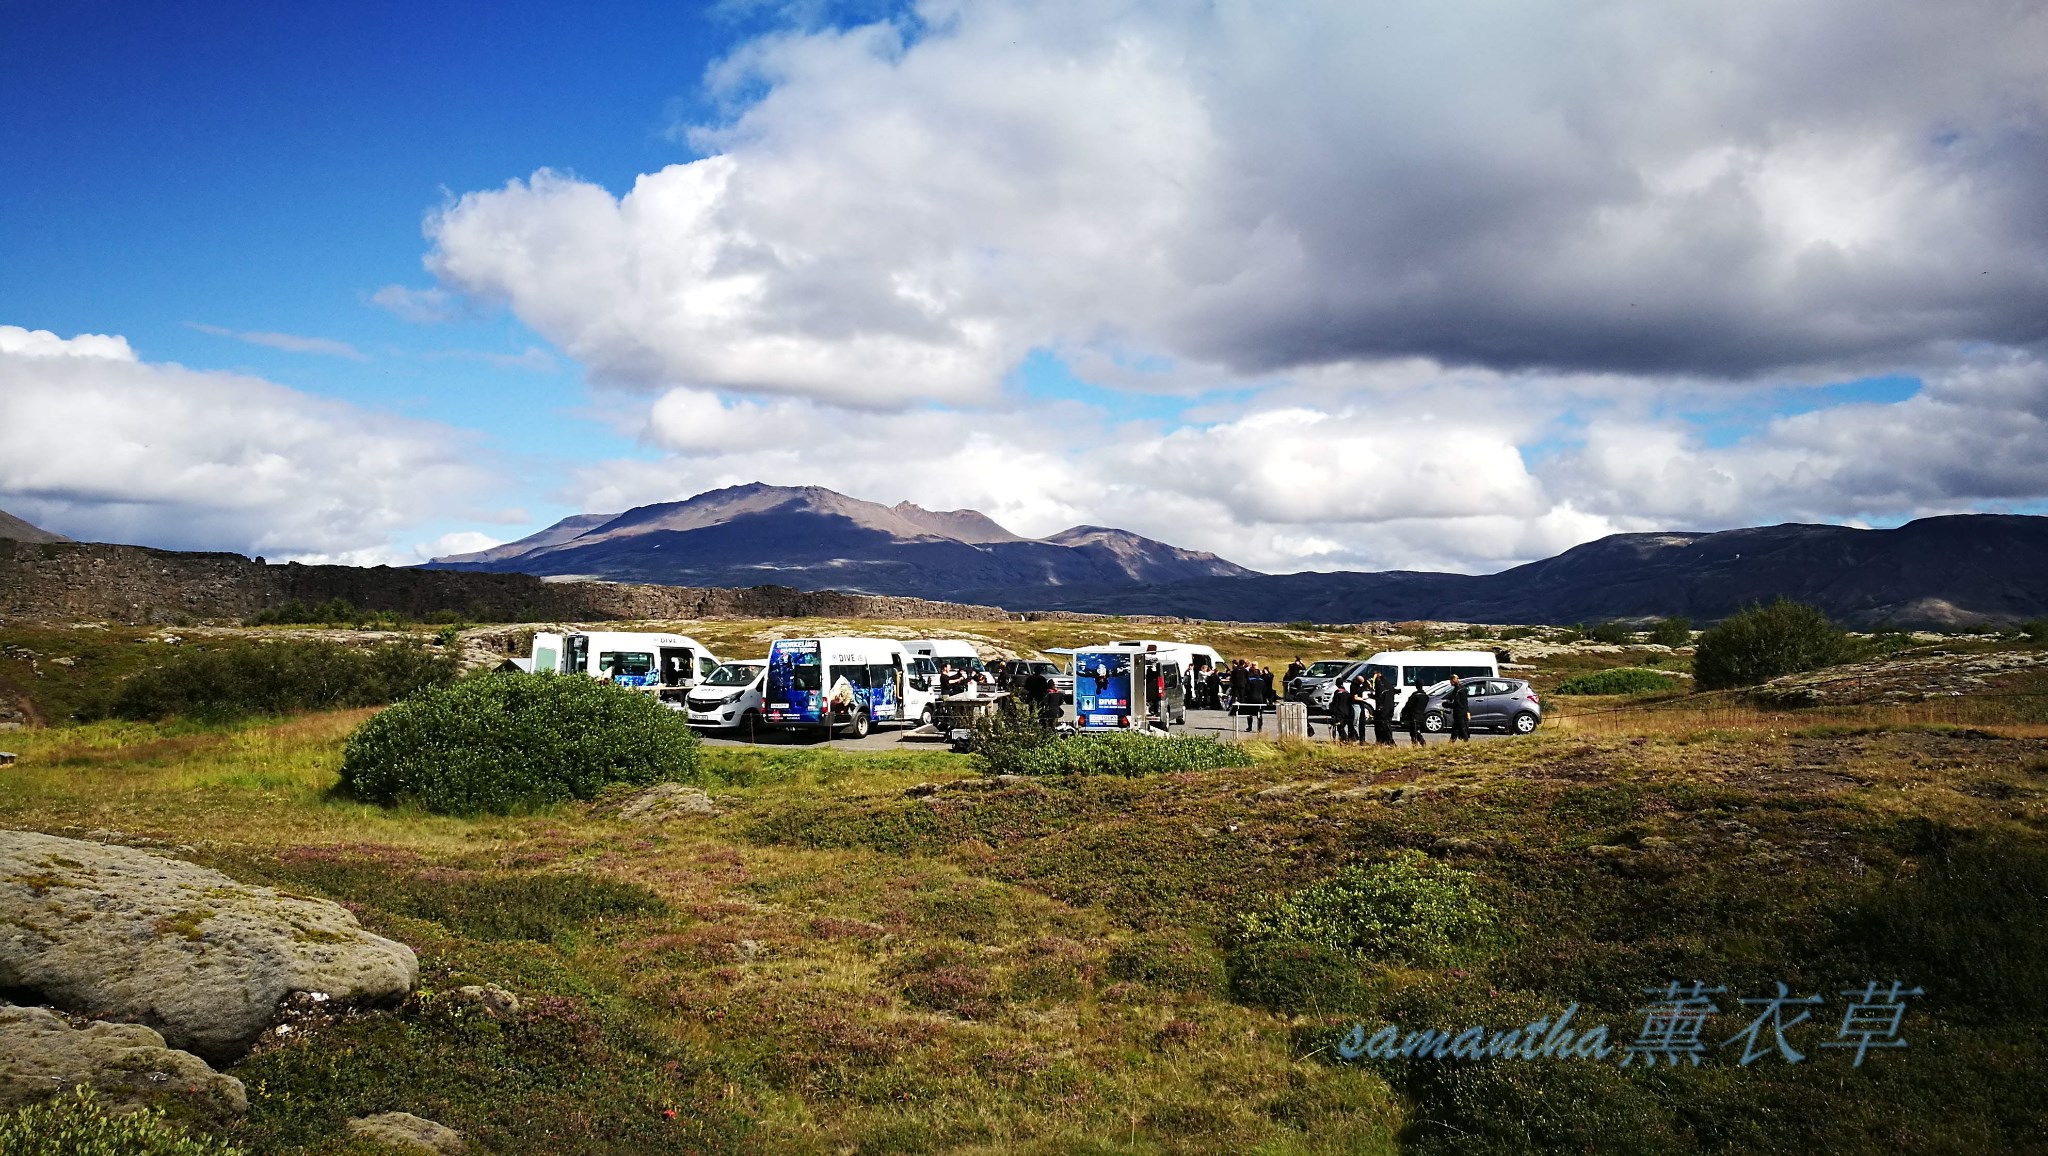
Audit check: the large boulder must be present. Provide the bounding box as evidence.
[0,830,417,1063]
[0,1004,247,1119]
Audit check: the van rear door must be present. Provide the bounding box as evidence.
[530,632,563,674]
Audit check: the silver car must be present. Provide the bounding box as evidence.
[1289,659,1358,705]
[1417,678,1543,735]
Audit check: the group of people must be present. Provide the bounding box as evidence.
[1198,658,1279,731]
[1279,656,1479,745]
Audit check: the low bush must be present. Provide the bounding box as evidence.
[0,1088,242,1156]
[1692,598,1857,690]
[1235,850,1494,967]
[978,729,1254,777]
[1580,621,1634,645]
[338,673,700,815]
[1552,667,1681,696]
[1646,616,1692,648]
[106,639,457,723]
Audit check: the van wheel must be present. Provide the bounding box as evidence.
[1512,711,1539,735]
[920,705,935,728]
[1422,710,1447,733]
[848,710,871,739]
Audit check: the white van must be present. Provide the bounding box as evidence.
[763,636,938,738]
[902,639,987,682]
[528,630,721,706]
[685,660,767,732]
[1310,650,1501,716]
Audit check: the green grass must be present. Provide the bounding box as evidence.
[3,634,2046,1153]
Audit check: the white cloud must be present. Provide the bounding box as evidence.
[187,323,369,361]
[425,0,2048,409]
[369,284,461,324]
[0,325,497,562]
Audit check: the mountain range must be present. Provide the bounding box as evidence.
[429,487,2048,627]
[427,483,1256,594]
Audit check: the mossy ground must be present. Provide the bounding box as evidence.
[2,626,2045,1153]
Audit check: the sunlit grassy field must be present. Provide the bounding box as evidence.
[3,623,2045,1154]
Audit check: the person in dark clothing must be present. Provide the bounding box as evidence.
[1229,661,1250,718]
[1240,665,1267,731]
[1348,675,1370,744]
[1447,675,1472,742]
[1284,657,1305,698]
[1329,681,1354,742]
[1401,687,1429,746]
[1372,674,1398,745]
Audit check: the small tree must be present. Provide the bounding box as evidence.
[1692,599,1855,690]
[1647,616,1692,648]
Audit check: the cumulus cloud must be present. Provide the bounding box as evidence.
[0,325,498,563]
[425,0,2048,406]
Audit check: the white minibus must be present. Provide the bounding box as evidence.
[763,636,938,738]
[528,630,721,706]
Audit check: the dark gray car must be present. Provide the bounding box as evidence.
[1418,678,1542,735]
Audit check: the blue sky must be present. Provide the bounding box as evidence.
[4,1,2045,572]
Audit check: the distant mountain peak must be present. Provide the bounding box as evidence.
[423,482,1254,597]
[0,508,70,544]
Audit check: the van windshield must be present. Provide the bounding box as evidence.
[703,663,761,687]
[1305,661,1350,677]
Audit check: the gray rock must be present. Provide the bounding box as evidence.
[0,1004,247,1119]
[0,830,418,1063]
[610,783,718,820]
[451,984,520,1018]
[346,1111,466,1153]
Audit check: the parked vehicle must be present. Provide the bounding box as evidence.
[1288,659,1356,702]
[902,639,987,682]
[1071,640,1196,730]
[1415,677,1542,734]
[1003,659,1064,695]
[763,636,937,738]
[1304,650,1501,719]
[684,660,767,733]
[528,631,721,706]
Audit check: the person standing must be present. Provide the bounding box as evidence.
[1349,675,1371,744]
[1401,685,1429,746]
[1329,679,1354,742]
[1372,673,1398,745]
[1447,675,1473,743]
[1240,664,1266,731]
[1284,657,1306,699]
[1228,659,1249,719]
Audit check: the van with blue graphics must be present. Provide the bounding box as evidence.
[1071,640,1197,732]
[763,636,936,738]
[528,630,721,706]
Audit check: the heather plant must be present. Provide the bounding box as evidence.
[338,672,699,814]
[0,1088,243,1156]
[106,639,457,723]
[1554,667,1681,696]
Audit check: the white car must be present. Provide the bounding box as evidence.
[685,660,767,733]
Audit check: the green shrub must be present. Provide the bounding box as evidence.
[1646,616,1692,648]
[338,673,700,815]
[1692,598,1857,690]
[1226,941,1369,1014]
[106,639,458,723]
[0,1088,243,1155]
[978,730,1254,778]
[1236,851,1494,967]
[1582,621,1633,644]
[1552,667,1680,696]
[2019,619,2048,646]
